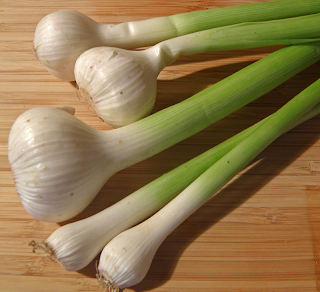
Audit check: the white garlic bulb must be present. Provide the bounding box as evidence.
[97,222,165,291]
[74,46,169,128]
[33,10,105,81]
[8,106,121,222]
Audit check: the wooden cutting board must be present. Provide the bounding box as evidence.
[1,0,320,291]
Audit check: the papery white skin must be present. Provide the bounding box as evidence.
[44,211,111,271]
[98,221,166,291]
[74,45,178,128]
[7,104,203,222]
[40,184,163,270]
[7,106,135,222]
[33,10,103,81]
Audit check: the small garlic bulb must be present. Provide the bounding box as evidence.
[8,106,119,222]
[39,209,114,271]
[75,44,178,127]
[75,47,163,128]
[33,10,105,81]
[98,222,165,291]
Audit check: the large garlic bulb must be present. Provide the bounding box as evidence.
[8,106,119,222]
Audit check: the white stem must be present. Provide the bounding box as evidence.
[97,18,178,49]
[43,190,156,271]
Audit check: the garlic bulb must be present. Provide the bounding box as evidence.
[7,105,180,222]
[34,197,140,271]
[74,13,320,127]
[8,106,152,222]
[97,173,206,290]
[7,106,119,222]
[33,10,104,81]
[97,221,167,291]
[74,45,176,128]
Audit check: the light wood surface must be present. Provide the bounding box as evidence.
[1,1,320,291]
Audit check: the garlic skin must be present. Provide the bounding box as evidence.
[7,107,120,222]
[8,105,184,223]
[75,47,159,128]
[33,10,105,81]
[44,215,105,271]
[98,221,166,290]
[41,190,155,271]
[44,208,117,271]
[75,45,178,127]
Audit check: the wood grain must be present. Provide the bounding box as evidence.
[0,0,320,291]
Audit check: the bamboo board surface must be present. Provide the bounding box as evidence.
[1,0,320,291]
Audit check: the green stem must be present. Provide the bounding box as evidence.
[140,78,320,239]
[102,0,320,49]
[189,78,320,208]
[169,0,320,37]
[164,13,320,57]
[118,42,320,167]
[128,101,320,211]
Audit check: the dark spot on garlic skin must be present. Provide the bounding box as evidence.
[70,193,74,197]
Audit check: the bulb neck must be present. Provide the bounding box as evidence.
[97,17,178,49]
[145,43,181,73]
